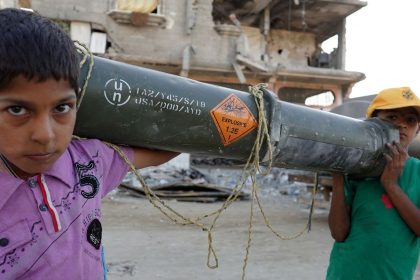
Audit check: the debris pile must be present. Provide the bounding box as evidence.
[119,166,250,203]
[117,164,329,208]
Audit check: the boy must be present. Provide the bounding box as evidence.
[0,8,178,279]
[327,87,420,279]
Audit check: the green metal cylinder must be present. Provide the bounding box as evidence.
[75,56,398,177]
[270,99,398,177]
[75,56,262,160]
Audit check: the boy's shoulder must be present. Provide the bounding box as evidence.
[406,156,420,168]
[402,156,420,180]
[65,138,113,164]
[68,138,105,152]
[66,138,132,166]
[406,156,420,167]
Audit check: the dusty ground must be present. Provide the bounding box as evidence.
[102,194,420,280]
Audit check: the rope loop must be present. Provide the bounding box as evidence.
[74,41,94,110]
[71,48,318,278]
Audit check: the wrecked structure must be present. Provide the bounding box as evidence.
[1,0,366,109]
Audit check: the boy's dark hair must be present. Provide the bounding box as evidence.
[0,8,80,96]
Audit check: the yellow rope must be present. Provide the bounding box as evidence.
[238,84,318,279]
[75,45,318,278]
[74,41,94,110]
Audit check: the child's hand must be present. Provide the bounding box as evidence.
[380,142,408,189]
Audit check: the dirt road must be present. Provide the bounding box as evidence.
[102,194,420,280]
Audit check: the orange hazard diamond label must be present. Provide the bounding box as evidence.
[210,94,258,146]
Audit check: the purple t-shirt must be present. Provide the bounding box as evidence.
[0,139,133,280]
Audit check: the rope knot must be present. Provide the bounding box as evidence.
[249,83,267,99]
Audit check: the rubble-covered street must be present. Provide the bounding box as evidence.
[101,167,420,279]
[102,197,420,280]
[102,194,333,280]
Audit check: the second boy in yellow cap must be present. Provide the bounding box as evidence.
[326,87,420,280]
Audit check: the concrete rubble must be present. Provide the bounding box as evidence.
[117,164,330,209]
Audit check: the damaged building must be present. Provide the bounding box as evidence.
[1,0,366,109]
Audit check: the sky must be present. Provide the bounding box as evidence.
[324,0,420,98]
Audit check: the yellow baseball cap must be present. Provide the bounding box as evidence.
[366,87,420,118]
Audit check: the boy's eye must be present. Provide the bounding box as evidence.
[385,115,397,121]
[406,116,419,125]
[54,104,72,113]
[7,106,27,116]
[381,115,398,123]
